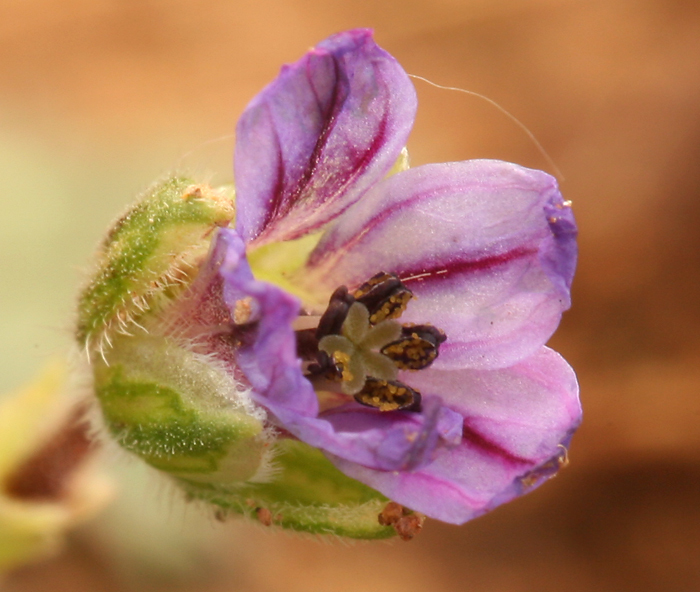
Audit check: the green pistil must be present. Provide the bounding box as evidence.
[317,303,402,395]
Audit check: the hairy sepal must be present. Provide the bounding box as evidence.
[94,335,395,539]
[93,334,274,485]
[182,440,396,540]
[77,177,235,357]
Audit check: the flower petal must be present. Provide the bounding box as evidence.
[214,228,464,472]
[329,347,581,524]
[268,397,463,473]
[304,160,577,369]
[216,228,319,417]
[234,29,417,246]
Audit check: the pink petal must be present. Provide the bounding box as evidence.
[234,29,416,246]
[305,160,577,369]
[329,347,581,524]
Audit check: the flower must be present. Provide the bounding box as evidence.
[190,29,580,525]
[80,29,579,536]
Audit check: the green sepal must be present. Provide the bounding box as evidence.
[77,176,235,354]
[180,440,395,540]
[93,334,273,484]
[94,335,396,539]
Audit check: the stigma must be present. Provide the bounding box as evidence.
[301,272,446,413]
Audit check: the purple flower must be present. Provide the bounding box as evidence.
[201,29,580,525]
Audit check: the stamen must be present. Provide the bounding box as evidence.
[233,297,254,324]
[315,286,355,339]
[354,377,421,412]
[352,272,413,325]
[381,325,447,370]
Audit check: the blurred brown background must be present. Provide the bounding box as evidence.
[2,0,699,590]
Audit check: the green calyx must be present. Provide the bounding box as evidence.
[94,334,271,484]
[93,335,394,539]
[181,440,395,540]
[76,176,235,355]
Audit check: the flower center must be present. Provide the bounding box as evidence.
[299,272,446,412]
